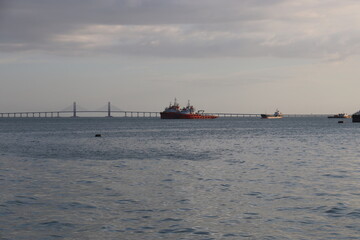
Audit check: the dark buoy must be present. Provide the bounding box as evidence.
[338,121,344,124]
[95,134,101,137]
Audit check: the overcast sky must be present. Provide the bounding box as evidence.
[1,0,360,113]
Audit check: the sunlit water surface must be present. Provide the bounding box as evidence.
[1,117,360,239]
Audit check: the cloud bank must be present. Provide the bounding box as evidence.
[1,0,360,59]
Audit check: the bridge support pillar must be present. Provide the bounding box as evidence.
[107,102,111,117]
[73,102,77,117]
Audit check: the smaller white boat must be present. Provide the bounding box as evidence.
[261,109,283,119]
[328,113,351,119]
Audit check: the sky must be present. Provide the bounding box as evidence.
[1,0,360,114]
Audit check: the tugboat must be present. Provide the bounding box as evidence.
[352,110,360,122]
[328,113,351,118]
[160,99,218,119]
[261,109,283,119]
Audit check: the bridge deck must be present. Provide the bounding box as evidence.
[0,110,332,118]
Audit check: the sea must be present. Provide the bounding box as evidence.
[1,117,360,240]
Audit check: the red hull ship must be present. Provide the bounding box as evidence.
[160,99,218,119]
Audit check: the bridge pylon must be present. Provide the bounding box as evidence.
[73,102,77,117]
[107,101,112,117]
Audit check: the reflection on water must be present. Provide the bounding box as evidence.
[0,117,360,239]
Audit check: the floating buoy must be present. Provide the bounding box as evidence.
[95,134,101,137]
[338,121,344,124]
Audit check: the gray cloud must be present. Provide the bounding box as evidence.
[1,0,360,59]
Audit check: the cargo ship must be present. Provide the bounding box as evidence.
[160,99,218,119]
[352,110,360,122]
[261,109,283,119]
[328,113,351,119]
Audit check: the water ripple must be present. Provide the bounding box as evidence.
[1,118,360,239]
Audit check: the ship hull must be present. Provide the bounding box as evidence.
[261,114,283,119]
[160,112,218,119]
[352,114,360,122]
[328,116,351,118]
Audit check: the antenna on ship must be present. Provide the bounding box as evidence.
[187,100,190,107]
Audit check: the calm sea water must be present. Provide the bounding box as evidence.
[1,117,360,240]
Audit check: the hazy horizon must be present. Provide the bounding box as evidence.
[1,0,360,114]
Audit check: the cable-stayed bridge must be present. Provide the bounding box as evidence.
[0,102,332,118]
[0,102,160,118]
